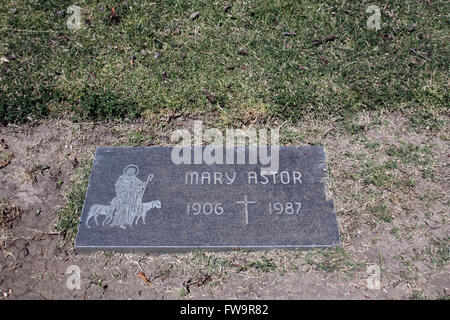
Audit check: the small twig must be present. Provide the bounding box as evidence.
[125,254,145,272]
[312,35,337,46]
[227,271,255,279]
[0,27,58,33]
[45,231,61,235]
[322,127,334,138]
[410,48,430,60]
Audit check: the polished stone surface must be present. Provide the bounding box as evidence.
[75,146,340,253]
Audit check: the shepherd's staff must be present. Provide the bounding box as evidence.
[136,174,153,206]
[131,174,152,221]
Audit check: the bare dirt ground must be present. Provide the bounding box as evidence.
[0,113,448,300]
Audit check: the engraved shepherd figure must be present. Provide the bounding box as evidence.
[86,164,160,229]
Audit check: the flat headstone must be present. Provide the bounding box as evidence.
[75,146,340,253]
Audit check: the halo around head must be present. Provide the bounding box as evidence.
[123,164,139,176]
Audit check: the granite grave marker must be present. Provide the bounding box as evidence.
[75,146,340,252]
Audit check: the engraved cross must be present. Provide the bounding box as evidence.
[236,195,256,225]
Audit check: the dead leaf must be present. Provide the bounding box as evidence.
[137,272,151,286]
[381,33,393,41]
[110,7,121,24]
[0,138,8,149]
[0,203,22,229]
[182,278,193,294]
[0,150,13,168]
[282,32,296,36]
[154,51,162,60]
[162,71,169,80]
[238,48,248,55]
[222,3,232,12]
[190,11,199,20]
[69,156,79,168]
[312,35,336,46]
[0,159,11,169]
[181,273,211,293]
[201,89,216,103]
[320,56,329,64]
[298,64,308,70]
[194,273,211,286]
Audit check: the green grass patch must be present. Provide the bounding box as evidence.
[386,142,439,180]
[56,157,92,241]
[411,290,427,300]
[0,0,448,124]
[427,236,449,269]
[359,159,400,189]
[386,143,432,166]
[409,108,447,132]
[305,247,365,274]
[189,250,234,275]
[368,203,394,223]
[247,256,277,272]
[71,84,141,121]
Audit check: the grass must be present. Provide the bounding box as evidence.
[56,157,92,240]
[305,247,365,274]
[90,273,108,290]
[386,143,432,166]
[0,150,13,168]
[72,84,141,121]
[0,1,448,300]
[247,256,277,272]
[0,0,448,125]
[427,236,449,269]
[359,159,400,190]
[411,290,427,300]
[0,198,22,229]
[368,203,394,223]
[178,287,188,297]
[191,250,233,274]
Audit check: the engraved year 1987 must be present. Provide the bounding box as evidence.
[186,201,303,216]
